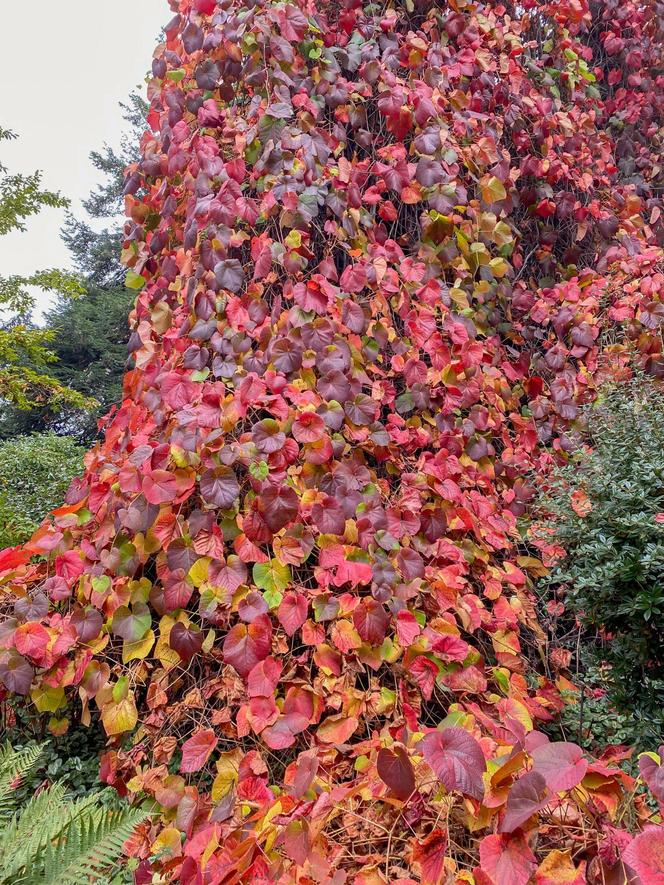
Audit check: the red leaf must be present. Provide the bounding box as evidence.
[531,741,588,792]
[142,470,177,505]
[429,633,470,662]
[419,727,486,800]
[292,412,325,443]
[0,546,31,573]
[479,832,537,885]
[259,484,299,532]
[284,820,311,866]
[180,729,218,773]
[193,0,216,15]
[14,623,50,663]
[377,746,415,800]
[353,599,388,645]
[640,749,664,805]
[209,556,247,593]
[410,656,438,700]
[339,263,367,293]
[412,829,448,885]
[200,467,240,509]
[396,610,421,646]
[55,550,84,582]
[500,771,552,833]
[291,751,318,798]
[223,614,272,677]
[169,623,203,663]
[247,657,282,697]
[262,717,297,750]
[311,497,345,535]
[623,826,664,884]
[0,650,34,695]
[277,592,308,636]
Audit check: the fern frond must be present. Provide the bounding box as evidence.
[0,785,102,883]
[0,743,43,820]
[39,805,148,885]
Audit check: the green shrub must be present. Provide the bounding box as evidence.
[0,433,83,547]
[6,703,109,800]
[0,743,149,885]
[537,376,664,745]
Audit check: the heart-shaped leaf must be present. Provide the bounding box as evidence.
[377,746,415,800]
[223,614,272,677]
[531,741,588,792]
[500,770,552,833]
[419,727,485,800]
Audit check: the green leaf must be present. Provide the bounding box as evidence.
[253,559,291,601]
[124,270,145,290]
[249,461,269,481]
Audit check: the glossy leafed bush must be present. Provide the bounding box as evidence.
[537,377,664,744]
[1,0,664,881]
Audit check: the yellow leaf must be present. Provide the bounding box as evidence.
[31,685,66,713]
[151,826,182,861]
[516,555,548,577]
[211,749,242,801]
[101,694,138,736]
[480,175,507,203]
[285,229,302,249]
[122,629,155,663]
[535,849,583,883]
[155,615,181,670]
[489,256,509,278]
[151,302,172,335]
[188,556,211,588]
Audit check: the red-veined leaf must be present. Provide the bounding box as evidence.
[419,727,486,800]
[479,832,537,885]
[531,741,588,792]
[222,614,272,677]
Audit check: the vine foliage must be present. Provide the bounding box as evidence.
[1,0,664,881]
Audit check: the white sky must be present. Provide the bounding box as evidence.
[0,1,167,315]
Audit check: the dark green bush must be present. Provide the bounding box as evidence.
[537,376,664,744]
[0,433,83,547]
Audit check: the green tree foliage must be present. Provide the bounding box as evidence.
[0,433,84,547]
[0,743,148,885]
[537,376,664,743]
[1,96,147,442]
[3,288,135,442]
[0,129,92,412]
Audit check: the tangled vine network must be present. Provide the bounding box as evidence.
[2,0,664,881]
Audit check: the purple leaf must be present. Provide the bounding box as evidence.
[419,727,486,800]
[531,741,588,792]
[500,770,552,833]
[377,746,416,800]
[200,467,240,509]
[214,259,245,293]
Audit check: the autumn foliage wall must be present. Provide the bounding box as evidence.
[2,0,664,881]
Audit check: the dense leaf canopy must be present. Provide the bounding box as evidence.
[0,130,91,411]
[1,0,664,881]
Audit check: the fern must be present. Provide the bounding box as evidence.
[40,805,148,885]
[0,743,149,885]
[0,786,102,882]
[0,742,43,819]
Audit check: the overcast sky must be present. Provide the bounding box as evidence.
[0,1,167,315]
